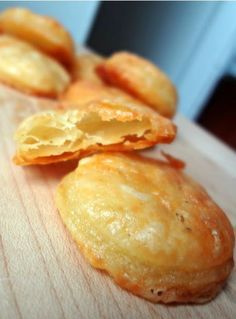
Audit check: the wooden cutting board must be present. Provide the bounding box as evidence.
[0,84,235,319]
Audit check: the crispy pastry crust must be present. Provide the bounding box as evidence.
[55,153,235,303]
[60,80,119,107]
[72,53,105,84]
[13,100,176,165]
[0,7,75,69]
[0,35,70,97]
[96,52,178,118]
[60,80,159,109]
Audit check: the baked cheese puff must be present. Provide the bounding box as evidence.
[60,80,157,109]
[96,52,178,118]
[60,80,117,107]
[55,152,235,303]
[72,53,105,84]
[13,99,176,165]
[0,7,75,69]
[0,35,70,98]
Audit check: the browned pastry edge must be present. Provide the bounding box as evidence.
[59,211,234,304]
[0,78,62,99]
[13,139,161,166]
[71,228,234,304]
[96,53,178,118]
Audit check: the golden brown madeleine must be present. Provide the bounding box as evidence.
[96,52,178,118]
[60,80,156,109]
[60,80,116,107]
[55,153,235,303]
[72,53,105,84]
[0,7,75,69]
[13,100,176,165]
[0,35,70,97]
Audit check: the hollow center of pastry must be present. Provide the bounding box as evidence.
[16,110,151,159]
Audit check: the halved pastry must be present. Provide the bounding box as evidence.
[55,152,235,303]
[96,52,178,118]
[0,35,70,97]
[13,99,176,165]
[72,53,105,84]
[0,7,75,69]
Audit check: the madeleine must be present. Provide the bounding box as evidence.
[72,53,105,84]
[97,52,178,118]
[0,7,75,69]
[60,80,155,109]
[56,153,234,303]
[0,35,70,97]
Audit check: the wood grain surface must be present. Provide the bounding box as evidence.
[0,84,235,319]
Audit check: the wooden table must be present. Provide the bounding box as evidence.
[0,84,235,319]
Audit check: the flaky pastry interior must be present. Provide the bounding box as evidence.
[13,99,176,165]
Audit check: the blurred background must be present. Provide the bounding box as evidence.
[1,1,236,150]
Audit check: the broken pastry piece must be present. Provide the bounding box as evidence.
[13,99,176,165]
[96,52,178,118]
[55,152,235,303]
[72,53,105,84]
[0,7,75,69]
[0,35,70,97]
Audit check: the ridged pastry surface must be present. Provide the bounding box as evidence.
[72,53,105,84]
[0,7,75,69]
[60,80,162,110]
[0,35,70,97]
[97,52,178,118]
[55,153,234,303]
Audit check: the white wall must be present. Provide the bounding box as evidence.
[134,2,217,83]
[89,2,236,120]
[177,2,236,119]
[128,1,236,119]
[0,1,100,44]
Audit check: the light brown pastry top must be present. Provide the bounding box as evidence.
[72,53,105,84]
[55,152,235,303]
[0,7,75,69]
[96,51,178,118]
[60,79,160,109]
[0,35,70,97]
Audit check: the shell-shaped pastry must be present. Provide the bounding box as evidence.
[60,80,158,109]
[0,35,70,97]
[96,52,178,118]
[72,53,105,84]
[55,153,235,303]
[13,99,176,165]
[0,7,75,69]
